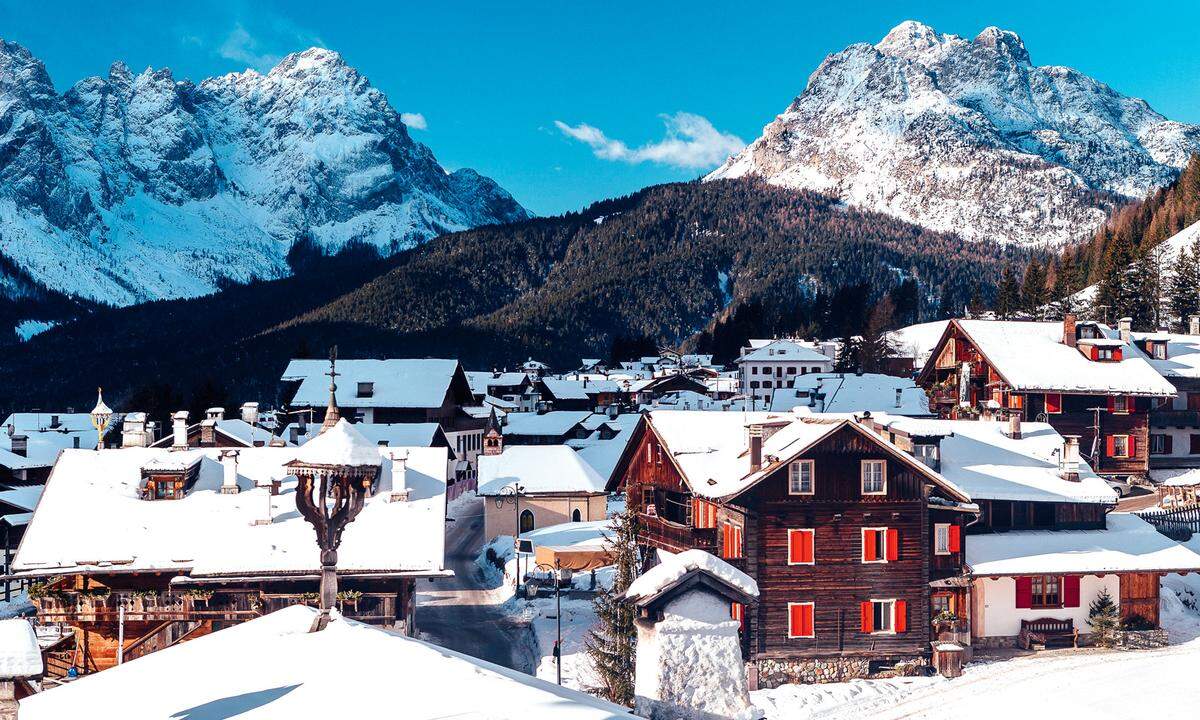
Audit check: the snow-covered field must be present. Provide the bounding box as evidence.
[752,575,1200,719]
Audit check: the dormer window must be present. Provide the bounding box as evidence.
[914,444,939,471]
[1152,342,1168,360]
[357,382,374,398]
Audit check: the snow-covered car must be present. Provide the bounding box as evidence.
[1106,477,1134,497]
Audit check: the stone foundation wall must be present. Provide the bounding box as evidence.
[751,655,926,688]
[973,635,1019,650]
[1116,629,1169,650]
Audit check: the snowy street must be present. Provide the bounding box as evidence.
[417,494,538,672]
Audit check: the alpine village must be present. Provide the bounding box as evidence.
[1,9,1200,720]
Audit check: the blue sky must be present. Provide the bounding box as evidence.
[1,1,1197,215]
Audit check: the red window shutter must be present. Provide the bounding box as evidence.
[1106,436,1115,457]
[735,527,743,559]
[863,530,878,562]
[1114,348,1123,361]
[860,601,873,633]
[803,531,814,564]
[1015,576,1033,609]
[1063,575,1081,608]
[721,523,731,559]
[1106,396,1116,413]
[885,529,899,562]
[802,604,813,637]
[1045,393,1061,413]
[948,525,961,553]
[1091,346,1100,361]
[895,600,907,633]
[1128,435,1137,458]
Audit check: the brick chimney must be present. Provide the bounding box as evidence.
[172,411,189,449]
[200,419,216,446]
[748,424,763,472]
[1063,313,1077,348]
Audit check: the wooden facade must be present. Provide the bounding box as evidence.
[613,418,974,667]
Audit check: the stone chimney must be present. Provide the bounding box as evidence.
[1117,317,1132,343]
[1005,414,1022,440]
[748,424,763,472]
[1060,435,1081,482]
[220,450,240,494]
[122,412,150,448]
[388,452,411,502]
[200,419,216,446]
[1063,313,1077,348]
[240,402,259,424]
[206,407,225,421]
[1191,316,1200,336]
[9,435,27,457]
[172,411,189,449]
[895,388,903,408]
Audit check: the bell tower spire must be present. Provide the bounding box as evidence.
[320,346,341,434]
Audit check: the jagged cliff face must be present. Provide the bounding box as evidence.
[0,43,528,304]
[708,21,1200,248]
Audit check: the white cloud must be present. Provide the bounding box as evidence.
[554,112,745,169]
[400,112,428,130]
[218,24,282,70]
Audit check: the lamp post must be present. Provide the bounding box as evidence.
[495,483,526,591]
[534,559,563,685]
[89,388,113,451]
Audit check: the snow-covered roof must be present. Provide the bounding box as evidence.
[341,423,448,449]
[868,414,1116,504]
[1,413,97,434]
[625,549,758,603]
[464,371,529,394]
[18,606,629,720]
[0,618,41,678]
[0,486,43,512]
[967,514,1200,576]
[570,414,641,480]
[769,373,931,416]
[478,446,607,496]
[283,358,462,408]
[1151,467,1200,487]
[738,339,831,363]
[502,411,592,437]
[1131,331,1200,379]
[540,377,621,400]
[521,519,613,551]
[949,320,1176,396]
[0,414,99,468]
[645,410,970,502]
[12,442,448,579]
[887,320,951,368]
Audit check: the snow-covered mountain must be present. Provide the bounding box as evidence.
[708,21,1200,248]
[0,42,528,304]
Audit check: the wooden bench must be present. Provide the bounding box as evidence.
[1020,618,1078,650]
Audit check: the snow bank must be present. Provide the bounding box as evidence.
[626,549,758,602]
[0,618,41,677]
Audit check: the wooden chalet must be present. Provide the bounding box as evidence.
[608,410,977,686]
[7,422,449,677]
[916,316,1176,479]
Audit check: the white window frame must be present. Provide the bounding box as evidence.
[1112,434,1131,459]
[787,529,815,566]
[788,460,814,495]
[861,459,887,495]
[861,527,889,564]
[934,523,951,556]
[787,601,815,639]
[870,598,897,635]
[1153,343,1167,360]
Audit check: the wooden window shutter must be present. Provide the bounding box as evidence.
[1165,435,1174,454]
[860,601,873,633]
[862,530,878,562]
[1045,393,1061,413]
[1106,436,1115,457]
[1128,435,1137,458]
[1015,576,1033,609]
[801,604,813,637]
[1063,575,1081,608]
[948,525,961,553]
[894,600,907,633]
[1091,346,1099,361]
[1106,396,1115,413]
[1114,348,1123,361]
[885,529,899,561]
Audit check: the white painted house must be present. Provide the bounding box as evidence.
[736,339,836,406]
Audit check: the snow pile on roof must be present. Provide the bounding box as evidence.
[522,519,614,550]
[869,414,1116,503]
[0,486,43,512]
[541,377,621,400]
[738,339,832,364]
[0,618,41,677]
[13,444,448,579]
[887,320,951,368]
[18,606,628,720]
[1152,468,1200,487]
[1132,330,1200,379]
[503,411,592,437]
[283,358,461,408]
[952,320,1175,396]
[626,549,758,602]
[478,446,607,496]
[292,419,383,466]
[769,373,930,416]
[967,514,1200,576]
[571,413,641,480]
[0,412,101,469]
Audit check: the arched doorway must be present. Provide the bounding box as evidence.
[519,509,535,534]
[572,508,582,522]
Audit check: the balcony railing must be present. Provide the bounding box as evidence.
[639,514,717,554]
[33,591,258,622]
[1151,410,1200,428]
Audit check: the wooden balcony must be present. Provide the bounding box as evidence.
[1151,410,1200,428]
[33,591,258,622]
[639,514,716,554]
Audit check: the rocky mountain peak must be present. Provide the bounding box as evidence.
[709,21,1200,249]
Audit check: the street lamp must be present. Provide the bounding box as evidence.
[534,559,564,685]
[90,388,113,450]
[495,483,526,591]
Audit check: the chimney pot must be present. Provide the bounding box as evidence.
[172,411,189,449]
[220,450,240,494]
[894,388,903,408]
[1006,414,1022,440]
[1063,313,1077,348]
[389,452,411,502]
[1117,317,1132,343]
[240,402,259,424]
[1190,316,1200,336]
[1061,435,1081,481]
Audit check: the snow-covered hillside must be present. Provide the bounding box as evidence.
[708,21,1200,249]
[0,42,529,305]
[1071,217,1200,309]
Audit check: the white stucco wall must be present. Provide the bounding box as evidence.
[973,575,1120,638]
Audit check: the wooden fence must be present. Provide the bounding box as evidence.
[1137,503,1200,540]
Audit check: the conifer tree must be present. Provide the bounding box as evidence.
[1020,259,1048,318]
[996,266,1020,319]
[1086,587,1122,647]
[1050,252,1083,319]
[1129,243,1167,330]
[860,296,896,373]
[586,505,640,705]
[1170,240,1200,329]
[1094,233,1136,324]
